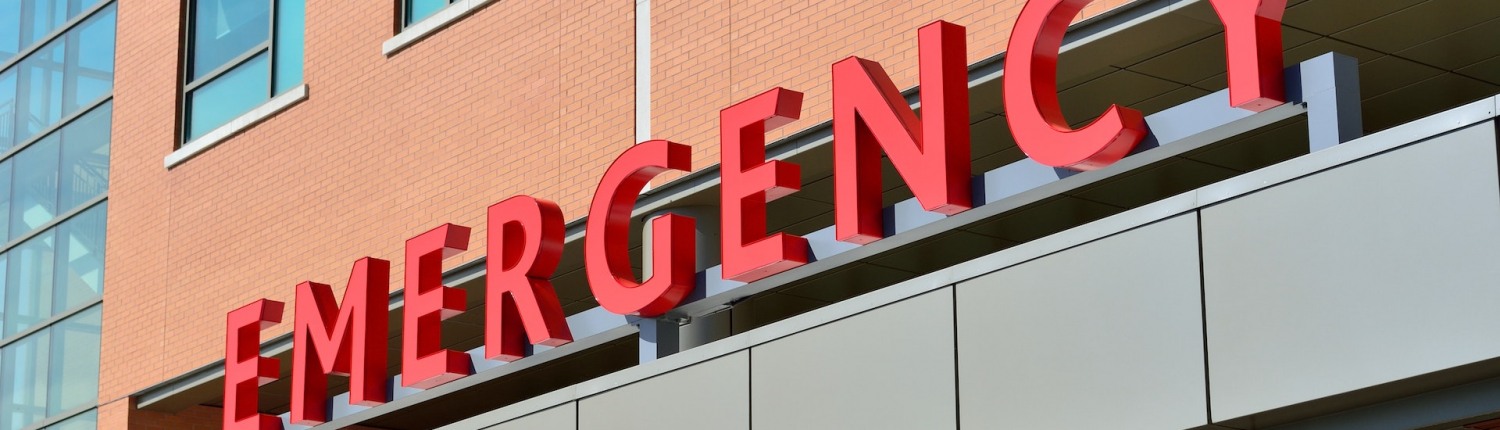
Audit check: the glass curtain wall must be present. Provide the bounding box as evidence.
[0,1,114,429]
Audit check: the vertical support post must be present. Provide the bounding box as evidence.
[634,317,681,363]
[637,205,721,362]
[1296,53,1363,151]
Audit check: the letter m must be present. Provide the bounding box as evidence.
[290,257,390,425]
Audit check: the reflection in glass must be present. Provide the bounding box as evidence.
[190,0,269,80]
[0,328,50,430]
[17,43,64,142]
[19,0,104,54]
[187,52,269,140]
[0,254,7,337]
[0,0,18,62]
[58,103,109,210]
[10,136,59,240]
[52,204,103,313]
[46,306,100,416]
[0,307,97,430]
[0,162,9,240]
[12,5,115,145]
[3,231,55,337]
[0,1,108,428]
[70,5,114,110]
[0,71,14,152]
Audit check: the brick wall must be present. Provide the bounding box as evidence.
[102,0,1136,427]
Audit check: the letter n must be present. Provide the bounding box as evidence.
[833,20,972,244]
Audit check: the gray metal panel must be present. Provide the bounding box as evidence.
[750,289,956,430]
[578,351,748,430]
[485,402,576,430]
[956,214,1208,430]
[1202,122,1500,421]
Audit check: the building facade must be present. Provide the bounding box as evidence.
[69,0,1500,429]
[0,0,113,429]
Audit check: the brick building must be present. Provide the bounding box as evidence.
[8,0,1499,428]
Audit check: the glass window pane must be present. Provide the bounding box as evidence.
[405,0,447,26]
[69,4,114,109]
[17,43,65,142]
[58,103,108,210]
[24,1,68,49]
[0,254,8,337]
[0,330,51,430]
[43,409,95,430]
[0,71,15,153]
[190,0,270,80]
[10,135,60,240]
[46,306,99,416]
[0,0,18,62]
[51,203,103,313]
[186,52,269,141]
[273,0,304,94]
[0,161,13,241]
[3,231,55,337]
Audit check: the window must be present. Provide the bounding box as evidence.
[181,0,304,142]
[403,0,456,28]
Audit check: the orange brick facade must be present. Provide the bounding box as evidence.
[101,0,1135,427]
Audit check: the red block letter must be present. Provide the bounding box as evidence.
[290,258,390,424]
[833,21,972,244]
[586,140,697,317]
[225,299,284,430]
[402,224,472,389]
[486,196,574,361]
[1210,0,1289,111]
[1004,0,1148,170]
[721,88,808,282]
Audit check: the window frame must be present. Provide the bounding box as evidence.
[177,0,300,147]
